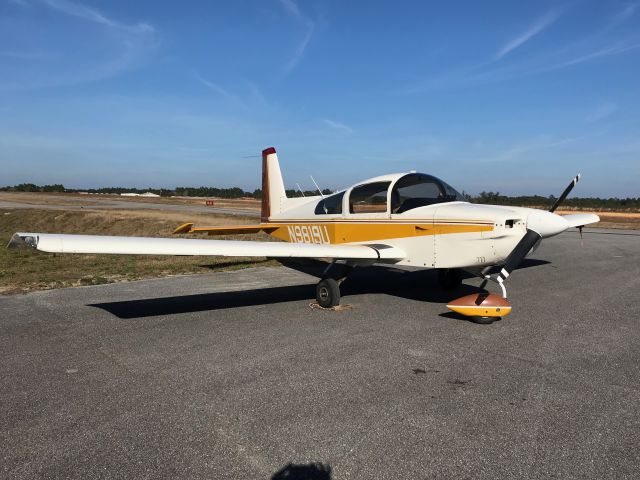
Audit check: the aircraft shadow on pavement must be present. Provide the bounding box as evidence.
[271,463,331,480]
[89,258,549,319]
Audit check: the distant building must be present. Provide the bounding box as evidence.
[120,192,160,197]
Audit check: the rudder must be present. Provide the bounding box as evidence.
[261,147,287,221]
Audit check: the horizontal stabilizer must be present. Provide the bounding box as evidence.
[9,232,405,262]
[560,213,600,228]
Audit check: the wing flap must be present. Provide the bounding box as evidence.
[173,223,278,235]
[10,232,405,261]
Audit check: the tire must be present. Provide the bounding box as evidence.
[437,268,462,290]
[316,278,340,308]
[471,316,496,325]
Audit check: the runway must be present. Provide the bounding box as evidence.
[1,228,639,479]
[0,195,260,218]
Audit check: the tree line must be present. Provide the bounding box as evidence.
[174,186,333,198]
[471,191,640,210]
[0,184,334,199]
[1,183,637,209]
[1,183,66,193]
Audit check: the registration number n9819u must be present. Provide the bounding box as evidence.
[287,225,330,244]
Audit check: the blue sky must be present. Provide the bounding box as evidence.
[1,0,639,196]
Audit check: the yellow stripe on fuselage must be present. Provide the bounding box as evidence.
[265,221,493,244]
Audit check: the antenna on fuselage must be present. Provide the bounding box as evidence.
[310,175,324,198]
[295,183,306,197]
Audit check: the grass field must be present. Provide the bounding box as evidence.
[0,208,275,295]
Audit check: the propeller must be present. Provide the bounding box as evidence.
[491,229,541,297]
[487,173,582,298]
[549,173,580,213]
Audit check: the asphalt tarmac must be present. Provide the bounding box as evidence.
[1,228,639,479]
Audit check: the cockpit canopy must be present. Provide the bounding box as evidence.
[391,173,465,213]
[314,172,466,215]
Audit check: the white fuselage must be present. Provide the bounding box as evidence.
[267,171,569,269]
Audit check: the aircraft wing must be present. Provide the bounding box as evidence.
[8,232,405,262]
[560,213,600,228]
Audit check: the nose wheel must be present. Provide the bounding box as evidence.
[471,316,497,325]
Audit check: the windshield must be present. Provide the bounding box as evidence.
[391,173,465,213]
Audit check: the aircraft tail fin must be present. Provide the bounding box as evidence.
[261,147,287,221]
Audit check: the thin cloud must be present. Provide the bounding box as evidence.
[39,0,154,34]
[495,9,561,60]
[277,0,315,74]
[407,35,640,94]
[608,2,638,26]
[488,135,584,162]
[284,26,315,74]
[555,42,640,68]
[193,72,249,110]
[277,0,303,18]
[193,72,233,100]
[586,102,618,122]
[1,0,158,90]
[322,119,353,133]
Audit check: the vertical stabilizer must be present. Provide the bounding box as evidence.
[261,147,287,221]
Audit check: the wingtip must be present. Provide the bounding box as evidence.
[6,233,21,249]
[7,232,38,249]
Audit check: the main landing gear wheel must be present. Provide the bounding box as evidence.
[437,268,462,290]
[316,278,341,308]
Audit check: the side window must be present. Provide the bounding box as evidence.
[349,182,390,214]
[315,191,344,215]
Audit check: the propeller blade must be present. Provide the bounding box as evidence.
[549,173,581,213]
[495,229,542,288]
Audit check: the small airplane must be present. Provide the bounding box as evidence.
[9,147,599,323]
